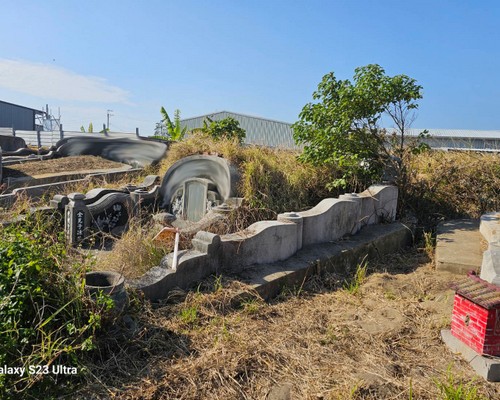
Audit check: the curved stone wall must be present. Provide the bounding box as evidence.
[55,136,167,167]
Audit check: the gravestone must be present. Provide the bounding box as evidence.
[87,192,133,236]
[65,193,90,245]
[184,179,209,222]
[159,155,239,222]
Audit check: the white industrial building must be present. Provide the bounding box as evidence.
[181,111,500,151]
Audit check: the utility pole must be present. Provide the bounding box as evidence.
[107,109,113,131]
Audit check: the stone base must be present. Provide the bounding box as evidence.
[435,219,482,274]
[441,329,500,381]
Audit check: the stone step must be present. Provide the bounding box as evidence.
[435,219,482,274]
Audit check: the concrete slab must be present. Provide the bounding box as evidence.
[435,219,482,274]
[5,165,134,190]
[441,329,500,381]
[237,222,412,301]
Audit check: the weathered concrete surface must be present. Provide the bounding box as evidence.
[435,219,481,274]
[480,212,500,244]
[5,165,133,190]
[299,199,360,246]
[480,244,500,285]
[132,222,411,301]
[236,222,412,301]
[221,221,301,271]
[131,231,221,301]
[441,329,500,381]
[0,168,142,208]
[55,136,167,167]
[159,154,239,209]
[479,212,500,284]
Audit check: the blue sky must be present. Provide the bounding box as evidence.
[0,0,498,133]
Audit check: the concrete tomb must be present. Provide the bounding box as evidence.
[132,184,400,300]
[55,136,168,167]
[0,134,26,152]
[160,155,239,222]
[58,175,160,246]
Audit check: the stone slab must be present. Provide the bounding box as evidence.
[435,219,482,274]
[237,222,412,301]
[441,329,500,381]
[5,166,133,190]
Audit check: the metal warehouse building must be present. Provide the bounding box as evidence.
[181,111,298,149]
[0,100,45,131]
[181,111,500,151]
[405,128,500,151]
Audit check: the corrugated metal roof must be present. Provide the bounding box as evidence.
[0,100,44,114]
[181,111,298,149]
[180,111,500,149]
[405,128,500,139]
[451,273,500,309]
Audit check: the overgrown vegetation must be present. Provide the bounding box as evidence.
[68,249,499,399]
[201,116,246,143]
[292,64,424,190]
[405,150,500,227]
[3,66,500,399]
[156,107,187,140]
[158,133,340,219]
[94,217,172,279]
[0,212,113,398]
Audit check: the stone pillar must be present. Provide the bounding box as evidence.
[339,193,362,234]
[65,193,90,245]
[277,212,304,251]
[130,188,148,216]
[479,212,500,284]
[480,244,500,285]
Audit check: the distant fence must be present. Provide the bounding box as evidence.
[0,125,140,148]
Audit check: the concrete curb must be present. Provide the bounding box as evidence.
[441,329,500,381]
[237,222,413,301]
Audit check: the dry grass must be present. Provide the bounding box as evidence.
[73,247,500,399]
[92,218,173,279]
[406,151,500,227]
[2,155,127,178]
[158,134,339,215]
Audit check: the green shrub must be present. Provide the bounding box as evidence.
[201,116,246,143]
[0,213,112,397]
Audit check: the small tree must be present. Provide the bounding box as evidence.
[160,107,187,141]
[201,116,246,143]
[292,64,424,190]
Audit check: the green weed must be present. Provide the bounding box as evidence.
[179,306,198,325]
[434,369,486,400]
[0,211,114,398]
[344,259,368,295]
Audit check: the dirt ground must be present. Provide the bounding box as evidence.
[2,155,127,179]
[76,248,500,399]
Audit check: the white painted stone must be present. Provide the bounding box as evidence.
[277,212,303,250]
[298,199,360,246]
[480,244,500,285]
[221,220,299,269]
[480,212,500,245]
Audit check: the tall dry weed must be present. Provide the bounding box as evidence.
[406,151,500,227]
